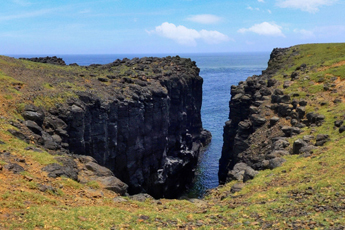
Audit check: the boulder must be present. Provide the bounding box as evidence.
[339,126,345,133]
[228,163,258,182]
[42,157,78,180]
[292,139,308,154]
[281,126,302,137]
[22,105,45,126]
[95,176,128,195]
[84,162,114,177]
[270,117,280,126]
[315,134,330,146]
[334,120,344,127]
[296,106,306,119]
[25,120,43,135]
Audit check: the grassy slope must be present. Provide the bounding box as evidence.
[1,44,345,229]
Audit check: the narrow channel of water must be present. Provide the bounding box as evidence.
[185,53,270,197]
[11,52,270,197]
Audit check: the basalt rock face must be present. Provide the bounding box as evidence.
[219,47,325,184]
[17,56,211,198]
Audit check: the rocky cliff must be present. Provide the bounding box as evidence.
[2,56,211,198]
[219,47,328,184]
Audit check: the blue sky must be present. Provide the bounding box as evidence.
[0,0,344,54]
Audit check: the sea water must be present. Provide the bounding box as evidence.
[11,52,270,196]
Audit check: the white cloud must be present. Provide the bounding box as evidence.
[147,22,230,46]
[294,29,315,38]
[258,0,265,2]
[268,9,272,13]
[247,6,260,11]
[276,0,337,13]
[186,14,221,24]
[238,22,285,37]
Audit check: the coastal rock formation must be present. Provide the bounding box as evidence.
[19,56,66,66]
[11,56,211,198]
[219,48,326,184]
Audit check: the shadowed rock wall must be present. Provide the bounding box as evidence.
[19,56,211,198]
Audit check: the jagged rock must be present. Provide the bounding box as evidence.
[25,120,42,135]
[4,163,24,174]
[293,139,308,154]
[41,132,58,150]
[267,79,277,87]
[238,120,252,130]
[315,134,330,146]
[251,115,266,127]
[20,56,66,65]
[271,138,290,150]
[42,157,78,180]
[281,126,302,137]
[249,106,260,114]
[22,104,45,126]
[299,145,316,155]
[227,163,258,182]
[277,103,293,117]
[296,106,306,119]
[306,113,325,126]
[270,117,280,126]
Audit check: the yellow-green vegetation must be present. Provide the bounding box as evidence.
[1,44,345,229]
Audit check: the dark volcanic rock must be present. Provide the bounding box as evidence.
[20,56,66,66]
[16,56,210,199]
[42,157,78,180]
[292,139,308,155]
[315,134,330,146]
[4,163,24,174]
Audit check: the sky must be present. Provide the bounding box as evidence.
[0,0,344,54]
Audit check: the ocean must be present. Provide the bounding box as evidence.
[11,52,270,196]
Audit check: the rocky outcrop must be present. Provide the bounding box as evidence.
[19,56,66,65]
[11,56,211,198]
[219,48,325,184]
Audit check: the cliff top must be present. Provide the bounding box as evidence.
[1,43,345,228]
[0,55,200,116]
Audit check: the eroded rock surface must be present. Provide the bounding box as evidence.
[10,56,211,198]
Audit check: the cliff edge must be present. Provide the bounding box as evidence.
[0,55,211,198]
